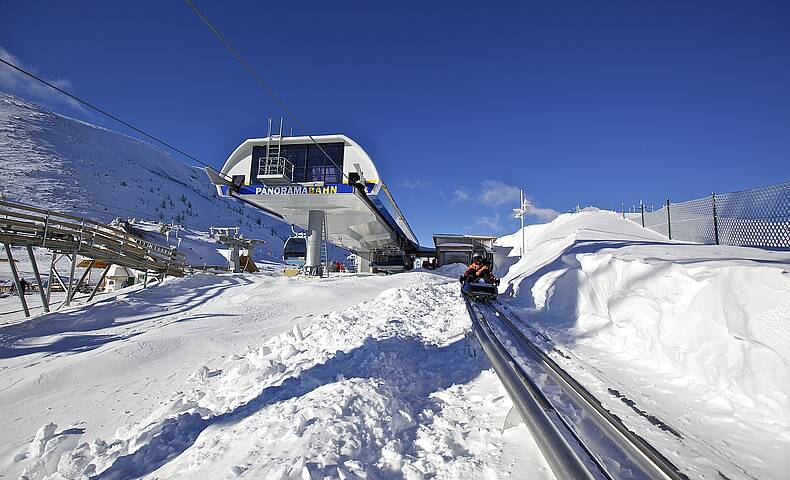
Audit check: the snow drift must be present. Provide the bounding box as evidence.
[496,208,790,478]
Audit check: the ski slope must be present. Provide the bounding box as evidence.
[0,92,347,266]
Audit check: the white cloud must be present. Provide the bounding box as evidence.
[476,212,503,233]
[529,206,560,221]
[453,178,559,230]
[398,179,432,190]
[478,180,521,207]
[0,46,83,111]
[453,189,470,203]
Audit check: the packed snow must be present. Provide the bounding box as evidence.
[496,209,790,479]
[1,270,553,479]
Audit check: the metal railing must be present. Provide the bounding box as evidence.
[628,181,789,249]
[257,156,294,181]
[0,199,187,276]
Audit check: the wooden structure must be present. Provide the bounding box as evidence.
[1,199,186,317]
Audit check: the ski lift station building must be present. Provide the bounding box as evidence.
[432,234,497,267]
[207,133,430,274]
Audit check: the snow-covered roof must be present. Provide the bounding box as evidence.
[106,265,133,278]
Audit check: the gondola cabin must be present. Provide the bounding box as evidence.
[283,234,307,266]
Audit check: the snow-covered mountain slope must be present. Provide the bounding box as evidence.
[0,92,302,265]
[496,209,790,479]
[2,271,552,480]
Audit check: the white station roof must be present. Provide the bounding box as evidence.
[209,134,421,253]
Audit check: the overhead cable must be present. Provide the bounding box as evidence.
[0,57,227,178]
[185,0,349,181]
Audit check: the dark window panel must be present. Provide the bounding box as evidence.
[250,142,344,184]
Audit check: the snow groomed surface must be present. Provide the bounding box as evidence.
[3,271,553,479]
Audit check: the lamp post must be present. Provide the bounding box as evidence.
[512,189,532,256]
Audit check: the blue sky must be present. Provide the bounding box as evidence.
[2,0,789,244]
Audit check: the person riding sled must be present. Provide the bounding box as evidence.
[460,249,499,286]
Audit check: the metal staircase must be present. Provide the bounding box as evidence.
[257,117,293,184]
[266,117,282,159]
[320,211,329,277]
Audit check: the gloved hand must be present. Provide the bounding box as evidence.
[459,275,465,283]
[494,278,501,286]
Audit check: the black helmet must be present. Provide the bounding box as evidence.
[471,247,486,262]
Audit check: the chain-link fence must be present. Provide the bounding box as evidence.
[626,181,789,249]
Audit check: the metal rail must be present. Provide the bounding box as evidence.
[464,299,599,480]
[464,295,687,480]
[487,303,687,480]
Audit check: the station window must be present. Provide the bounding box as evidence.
[305,143,344,183]
[324,165,342,183]
[250,142,344,184]
[283,144,307,182]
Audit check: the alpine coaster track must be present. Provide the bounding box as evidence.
[463,295,689,480]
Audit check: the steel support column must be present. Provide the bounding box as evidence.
[356,250,371,273]
[4,243,29,317]
[304,210,324,276]
[50,266,69,293]
[666,198,672,240]
[46,253,58,305]
[230,245,240,273]
[64,250,78,307]
[68,260,94,304]
[26,245,49,313]
[87,265,111,302]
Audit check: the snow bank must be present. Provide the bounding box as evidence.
[497,208,790,478]
[551,252,789,413]
[432,262,468,279]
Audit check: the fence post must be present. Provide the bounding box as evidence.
[640,201,645,227]
[621,202,625,219]
[666,198,672,239]
[712,192,719,245]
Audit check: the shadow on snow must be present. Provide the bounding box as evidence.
[0,275,251,359]
[93,333,488,480]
